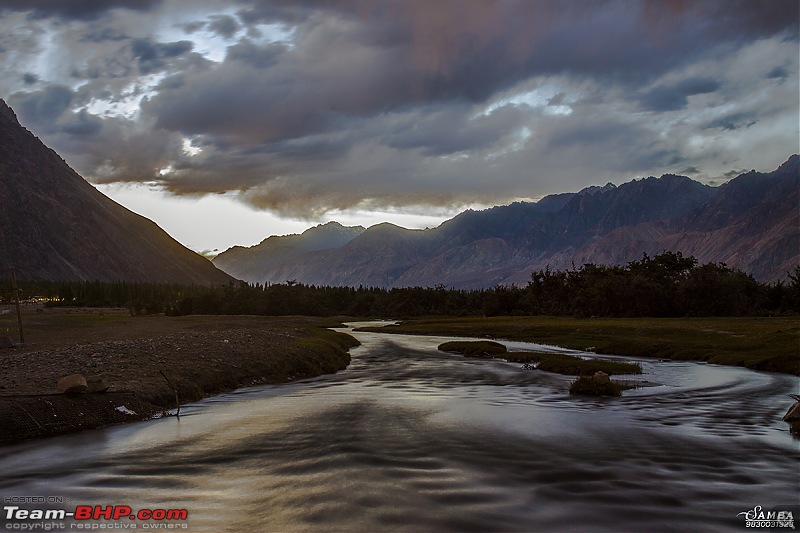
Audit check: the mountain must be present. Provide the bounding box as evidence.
[0,99,232,284]
[396,174,716,287]
[557,156,799,283]
[214,195,573,286]
[214,156,798,287]
[213,221,365,283]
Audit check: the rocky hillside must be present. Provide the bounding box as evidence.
[213,222,365,283]
[0,99,232,284]
[214,156,798,287]
[550,156,799,283]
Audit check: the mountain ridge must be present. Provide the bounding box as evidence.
[212,221,365,282]
[214,157,798,287]
[0,99,232,284]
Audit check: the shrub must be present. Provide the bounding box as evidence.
[568,376,629,396]
[438,340,507,357]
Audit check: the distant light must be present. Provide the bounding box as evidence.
[182,138,202,156]
[476,85,574,118]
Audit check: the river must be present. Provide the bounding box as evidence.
[1,322,798,532]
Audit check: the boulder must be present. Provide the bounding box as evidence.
[783,402,800,422]
[57,374,88,394]
[86,376,110,393]
[592,371,610,384]
[0,336,14,348]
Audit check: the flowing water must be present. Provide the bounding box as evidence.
[1,322,798,532]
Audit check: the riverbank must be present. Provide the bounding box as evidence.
[0,310,358,442]
[357,316,799,376]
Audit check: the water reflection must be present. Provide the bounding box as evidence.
[0,322,797,532]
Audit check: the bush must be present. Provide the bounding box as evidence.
[438,340,507,357]
[568,376,628,396]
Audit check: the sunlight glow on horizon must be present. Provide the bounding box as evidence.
[96,183,463,255]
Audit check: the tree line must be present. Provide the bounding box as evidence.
[2,253,798,317]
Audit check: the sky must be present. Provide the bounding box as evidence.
[1,0,798,254]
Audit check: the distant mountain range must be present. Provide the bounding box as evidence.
[214,156,799,287]
[0,99,231,284]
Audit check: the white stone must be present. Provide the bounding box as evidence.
[57,374,88,394]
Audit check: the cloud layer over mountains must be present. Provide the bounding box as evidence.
[2,0,797,218]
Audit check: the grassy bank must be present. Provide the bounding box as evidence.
[0,311,358,442]
[143,322,359,407]
[360,316,799,376]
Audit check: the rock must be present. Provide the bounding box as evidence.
[592,371,610,384]
[86,376,110,393]
[783,402,800,422]
[57,374,88,394]
[0,336,14,348]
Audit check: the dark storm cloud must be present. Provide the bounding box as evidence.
[142,31,413,143]
[144,0,796,147]
[7,82,181,185]
[0,0,164,20]
[9,85,73,128]
[542,110,684,171]
[767,66,789,80]
[677,166,700,175]
[256,135,353,161]
[11,86,110,143]
[236,0,798,81]
[180,21,206,34]
[61,109,103,136]
[208,15,240,39]
[383,104,525,157]
[705,112,758,131]
[80,27,129,43]
[70,51,136,81]
[131,39,194,74]
[129,0,797,214]
[224,39,285,68]
[1,0,797,219]
[638,78,721,112]
[22,73,38,85]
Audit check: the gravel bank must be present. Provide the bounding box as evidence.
[0,311,358,443]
